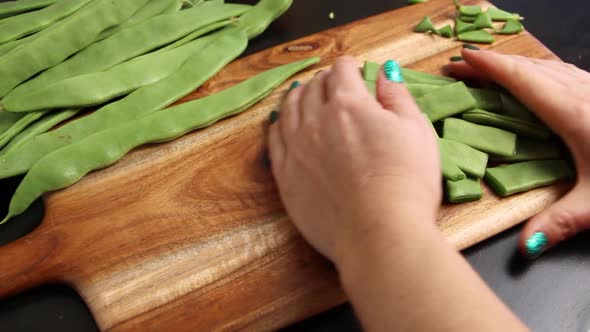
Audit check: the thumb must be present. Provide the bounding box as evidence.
[520,182,590,258]
[376,60,421,117]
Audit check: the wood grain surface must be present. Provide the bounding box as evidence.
[0,0,571,330]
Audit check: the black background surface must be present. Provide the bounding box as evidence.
[1,0,589,331]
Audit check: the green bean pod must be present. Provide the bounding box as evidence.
[446,177,483,203]
[154,19,231,53]
[0,111,24,135]
[499,92,538,122]
[0,0,57,19]
[232,0,292,39]
[0,33,34,57]
[0,0,150,97]
[443,118,517,156]
[461,109,552,139]
[458,30,495,44]
[401,68,457,85]
[0,0,94,44]
[455,18,475,34]
[416,82,477,122]
[406,83,440,99]
[468,88,503,111]
[472,12,494,30]
[6,2,250,100]
[0,112,44,149]
[96,0,184,42]
[3,25,226,112]
[1,57,320,224]
[0,29,248,180]
[490,138,563,162]
[485,160,573,197]
[458,5,482,17]
[0,109,80,157]
[486,7,522,21]
[439,138,488,179]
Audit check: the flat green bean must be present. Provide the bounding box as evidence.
[0,29,248,180]
[155,19,231,53]
[401,68,457,85]
[486,7,522,21]
[1,57,320,223]
[0,109,80,156]
[458,30,495,44]
[0,33,34,56]
[0,0,149,97]
[407,83,441,99]
[0,0,57,19]
[446,177,483,203]
[0,0,93,44]
[455,18,475,34]
[414,16,437,33]
[363,61,381,81]
[497,19,524,34]
[232,0,292,39]
[443,118,517,156]
[490,137,563,162]
[499,92,538,122]
[461,109,551,139]
[468,88,502,111]
[439,138,488,178]
[458,5,482,17]
[0,112,44,149]
[0,111,24,135]
[416,82,477,122]
[6,3,250,100]
[3,27,224,112]
[472,12,493,30]
[438,25,453,38]
[458,15,476,23]
[365,80,377,97]
[96,0,183,42]
[485,160,572,197]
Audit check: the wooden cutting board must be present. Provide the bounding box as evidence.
[0,0,571,330]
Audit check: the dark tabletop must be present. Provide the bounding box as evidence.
[1,0,589,331]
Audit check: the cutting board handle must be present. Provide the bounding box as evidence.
[0,226,62,298]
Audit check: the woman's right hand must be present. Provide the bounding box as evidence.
[447,48,590,258]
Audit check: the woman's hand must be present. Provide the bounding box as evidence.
[448,48,590,258]
[268,56,441,267]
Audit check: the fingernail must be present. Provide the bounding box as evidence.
[289,81,301,90]
[525,231,548,258]
[269,110,279,124]
[450,56,464,62]
[384,60,404,83]
[462,43,480,51]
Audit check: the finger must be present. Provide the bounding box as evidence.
[326,56,370,100]
[376,60,422,118]
[445,61,490,81]
[268,120,286,175]
[300,70,329,125]
[279,82,304,139]
[519,182,590,258]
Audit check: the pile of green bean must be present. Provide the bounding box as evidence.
[412,1,525,44]
[0,0,303,223]
[363,61,573,203]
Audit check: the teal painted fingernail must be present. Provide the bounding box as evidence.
[289,81,301,90]
[269,110,279,124]
[462,43,480,50]
[450,56,464,62]
[525,231,548,258]
[384,60,403,83]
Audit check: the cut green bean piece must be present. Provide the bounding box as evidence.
[401,68,457,85]
[462,109,551,139]
[414,16,437,33]
[406,83,441,99]
[0,0,57,19]
[3,29,221,111]
[438,25,453,38]
[446,177,483,203]
[491,137,563,162]
[473,12,494,30]
[455,18,475,34]
[365,80,377,97]
[468,88,502,111]
[439,138,488,178]
[497,19,524,34]
[499,93,538,122]
[458,15,476,23]
[6,3,250,100]
[0,0,93,44]
[486,7,522,21]
[2,57,320,224]
[0,29,248,180]
[0,109,80,156]
[458,5,482,17]
[443,118,516,156]
[441,156,466,181]
[485,160,573,197]
[458,30,495,44]
[416,82,477,122]
[363,61,381,81]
